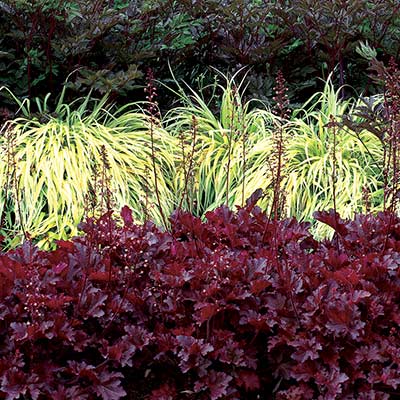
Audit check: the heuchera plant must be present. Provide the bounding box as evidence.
[1,193,400,399]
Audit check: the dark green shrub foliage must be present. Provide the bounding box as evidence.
[1,196,400,398]
[0,0,142,103]
[271,0,400,99]
[2,0,400,109]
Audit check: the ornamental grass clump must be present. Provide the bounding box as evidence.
[164,72,384,238]
[286,78,383,237]
[0,70,389,247]
[0,85,178,248]
[163,70,279,217]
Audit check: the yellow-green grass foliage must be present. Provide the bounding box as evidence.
[0,75,385,247]
[165,75,383,238]
[0,88,178,248]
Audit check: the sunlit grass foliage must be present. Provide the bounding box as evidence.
[0,74,385,246]
[164,74,383,238]
[286,80,383,236]
[0,86,177,248]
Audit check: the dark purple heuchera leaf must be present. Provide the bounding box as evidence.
[275,383,315,400]
[170,210,208,244]
[8,240,41,266]
[244,188,264,211]
[276,218,312,244]
[211,330,258,371]
[250,278,272,295]
[204,206,249,248]
[214,338,247,368]
[66,361,126,400]
[314,367,349,399]
[10,322,29,342]
[0,368,42,400]
[289,336,322,363]
[46,294,74,310]
[88,270,118,283]
[236,370,260,391]
[0,256,23,297]
[78,285,108,319]
[51,385,89,400]
[176,335,214,373]
[120,205,134,227]
[239,309,275,332]
[92,369,127,400]
[149,383,177,400]
[314,209,348,236]
[100,339,137,368]
[194,303,220,324]
[194,371,233,400]
[123,325,154,351]
[52,261,68,275]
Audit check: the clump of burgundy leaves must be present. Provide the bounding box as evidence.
[1,193,400,399]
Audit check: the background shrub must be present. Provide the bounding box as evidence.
[1,0,400,112]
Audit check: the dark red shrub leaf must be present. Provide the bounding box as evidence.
[315,367,349,398]
[289,336,322,363]
[194,303,219,324]
[124,325,154,351]
[92,369,126,400]
[177,335,214,360]
[79,286,107,319]
[236,370,261,391]
[121,205,133,227]
[10,322,28,342]
[313,209,348,236]
[0,256,23,297]
[194,371,233,400]
[275,383,315,399]
[250,279,271,295]
[101,340,136,368]
[52,262,68,275]
[88,271,115,282]
[244,188,264,211]
[55,240,75,252]
[332,267,361,285]
[46,295,74,310]
[0,368,41,400]
[149,383,177,400]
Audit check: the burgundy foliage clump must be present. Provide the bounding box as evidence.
[1,196,400,399]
